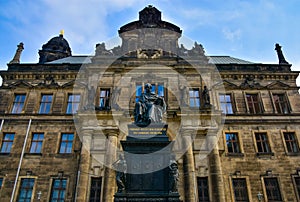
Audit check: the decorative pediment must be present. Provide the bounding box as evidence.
[265,81,290,89]
[61,80,87,89]
[7,80,33,89]
[36,75,59,88]
[212,80,238,90]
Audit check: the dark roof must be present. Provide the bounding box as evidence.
[46,55,254,64]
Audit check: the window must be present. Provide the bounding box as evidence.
[255,133,271,154]
[59,134,74,153]
[0,178,3,188]
[232,178,249,202]
[66,94,80,114]
[39,94,53,114]
[273,94,289,114]
[226,133,241,154]
[219,94,233,114]
[50,179,67,202]
[189,88,200,107]
[264,178,282,201]
[89,177,102,202]
[197,177,209,202]
[246,94,262,114]
[135,83,165,102]
[99,89,110,110]
[294,176,300,199]
[17,178,35,202]
[283,132,299,153]
[29,133,44,153]
[1,133,14,153]
[11,94,26,113]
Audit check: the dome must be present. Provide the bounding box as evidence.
[38,33,72,63]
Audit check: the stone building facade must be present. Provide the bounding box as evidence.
[0,5,300,202]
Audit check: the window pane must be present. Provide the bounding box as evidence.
[284,132,299,153]
[295,177,300,199]
[12,95,26,114]
[99,89,110,109]
[1,133,15,153]
[59,134,74,153]
[232,178,249,202]
[0,178,3,188]
[219,94,233,114]
[226,133,240,153]
[17,178,35,202]
[157,85,164,97]
[30,134,44,153]
[66,94,80,114]
[50,179,67,201]
[189,89,200,107]
[264,178,282,201]
[198,177,209,202]
[89,177,102,202]
[255,133,271,153]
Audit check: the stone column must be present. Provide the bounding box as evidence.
[209,145,225,201]
[182,130,197,202]
[102,129,118,202]
[76,130,92,202]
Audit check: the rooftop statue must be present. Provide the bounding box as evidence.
[275,43,289,64]
[134,83,166,126]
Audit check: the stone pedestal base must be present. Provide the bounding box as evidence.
[114,193,181,202]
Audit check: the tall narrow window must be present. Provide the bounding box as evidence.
[246,94,262,114]
[232,178,249,202]
[89,177,102,202]
[255,133,271,154]
[283,132,299,153]
[29,133,44,153]
[219,94,233,114]
[39,94,53,114]
[264,178,282,201]
[0,178,3,188]
[226,133,241,153]
[11,94,26,113]
[135,84,143,102]
[17,178,35,202]
[197,177,209,202]
[59,133,74,154]
[50,179,67,202]
[1,133,14,153]
[66,94,80,114]
[189,88,200,107]
[294,176,300,199]
[273,94,290,114]
[99,89,110,110]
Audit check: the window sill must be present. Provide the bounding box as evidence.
[0,152,10,156]
[286,152,300,156]
[55,153,74,158]
[24,153,42,158]
[226,153,244,157]
[256,152,274,157]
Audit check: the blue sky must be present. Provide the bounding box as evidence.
[0,0,299,84]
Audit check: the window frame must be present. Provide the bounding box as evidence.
[245,93,263,114]
[98,88,111,110]
[219,93,234,114]
[39,94,53,114]
[49,178,68,202]
[11,94,26,114]
[292,173,300,201]
[224,132,242,155]
[16,177,35,202]
[197,177,210,202]
[89,177,102,202]
[253,132,273,156]
[59,133,74,154]
[271,93,290,114]
[189,87,201,108]
[229,176,251,202]
[262,177,283,201]
[281,131,300,155]
[66,93,81,114]
[0,177,3,189]
[29,133,44,154]
[0,133,15,154]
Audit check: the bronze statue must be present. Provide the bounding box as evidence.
[202,86,210,106]
[169,159,179,193]
[113,154,127,193]
[275,43,289,64]
[134,83,166,125]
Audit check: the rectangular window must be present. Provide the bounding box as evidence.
[232,178,249,202]
[99,89,110,110]
[17,178,35,202]
[11,94,26,114]
[283,132,299,153]
[264,178,282,201]
[29,133,44,153]
[189,88,200,107]
[294,176,300,199]
[219,94,233,114]
[255,133,271,153]
[273,94,290,114]
[0,178,3,188]
[1,133,15,153]
[50,179,67,202]
[246,94,262,114]
[197,177,209,202]
[89,177,102,202]
[59,133,74,153]
[226,133,241,153]
[66,94,80,114]
[39,94,53,114]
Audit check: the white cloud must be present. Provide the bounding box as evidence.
[222,27,241,42]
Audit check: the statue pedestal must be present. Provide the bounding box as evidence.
[114,124,181,202]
